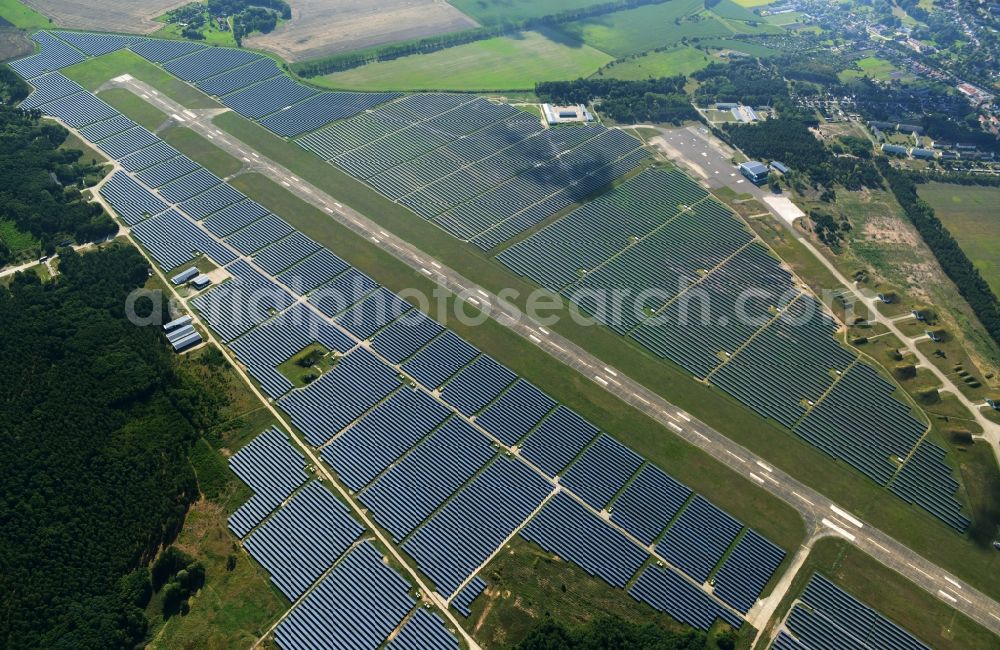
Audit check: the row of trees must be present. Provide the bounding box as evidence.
[291,0,675,77]
[536,77,698,125]
[878,157,1000,346]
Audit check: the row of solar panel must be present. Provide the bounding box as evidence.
[224,429,461,650]
[498,166,970,532]
[15,67,788,635]
[25,30,402,138]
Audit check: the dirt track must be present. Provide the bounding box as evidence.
[244,0,478,63]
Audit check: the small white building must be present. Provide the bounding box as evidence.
[542,103,593,125]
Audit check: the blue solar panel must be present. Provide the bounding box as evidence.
[519,406,599,476]
[227,427,309,538]
[560,434,643,509]
[99,171,169,225]
[191,259,296,341]
[657,495,742,583]
[36,90,117,126]
[222,75,319,119]
[19,72,84,109]
[403,456,552,597]
[630,564,741,631]
[159,168,223,203]
[130,209,237,270]
[359,417,495,541]
[370,311,445,364]
[308,267,379,316]
[253,231,322,275]
[451,576,486,618]
[321,387,451,491]
[274,542,415,650]
[440,354,517,415]
[202,200,270,236]
[609,465,692,545]
[335,287,412,340]
[8,31,86,79]
[260,91,402,137]
[118,141,181,171]
[228,302,356,397]
[78,114,137,142]
[712,530,785,614]
[476,379,556,445]
[95,126,160,158]
[179,183,247,219]
[522,492,646,588]
[129,38,205,63]
[197,57,283,96]
[402,331,479,389]
[278,348,400,446]
[164,47,263,82]
[136,155,202,188]
[52,31,135,56]
[275,248,352,295]
[387,608,460,650]
[244,481,363,599]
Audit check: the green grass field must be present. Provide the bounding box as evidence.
[160,126,243,178]
[764,538,998,650]
[317,30,612,91]
[597,46,713,80]
[97,87,169,130]
[839,55,900,82]
[0,0,51,29]
[555,0,738,57]
[447,0,609,24]
[62,49,220,109]
[918,182,1000,297]
[0,219,37,255]
[468,537,750,648]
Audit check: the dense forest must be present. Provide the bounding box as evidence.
[292,0,676,77]
[0,245,214,648]
[515,617,729,649]
[0,75,115,264]
[692,60,789,107]
[878,158,1000,346]
[536,77,698,125]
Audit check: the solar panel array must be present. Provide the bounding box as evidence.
[451,576,486,617]
[776,574,928,650]
[298,96,645,248]
[499,167,969,531]
[274,542,416,650]
[243,481,364,599]
[227,427,309,538]
[9,42,808,636]
[17,31,401,141]
[387,609,460,650]
[630,564,743,632]
[521,493,647,588]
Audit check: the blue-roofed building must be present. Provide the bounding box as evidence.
[739,161,769,185]
[881,143,908,156]
[769,161,790,174]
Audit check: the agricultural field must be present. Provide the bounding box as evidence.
[317,30,613,92]
[243,0,478,62]
[0,26,33,60]
[19,0,188,34]
[918,182,1000,297]
[554,0,765,58]
[447,0,608,24]
[0,0,51,29]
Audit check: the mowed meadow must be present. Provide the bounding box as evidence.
[317,30,613,92]
[318,0,785,92]
[918,182,1000,297]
